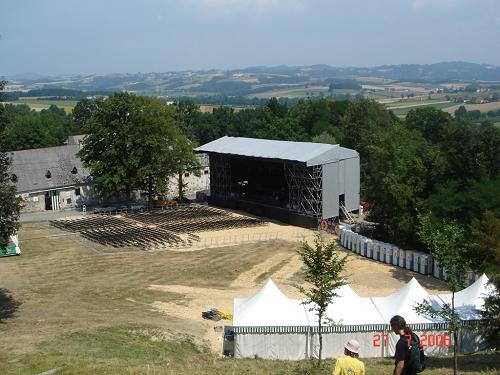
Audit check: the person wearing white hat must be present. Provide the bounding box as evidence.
[332,339,365,375]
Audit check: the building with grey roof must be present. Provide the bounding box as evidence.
[8,138,210,212]
[195,136,360,228]
[8,144,95,212]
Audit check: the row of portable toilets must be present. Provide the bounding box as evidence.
[339,227,477,284]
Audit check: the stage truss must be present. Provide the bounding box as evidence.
[209,153,231,198]
[284,162,322,218]
[208,154,323,220]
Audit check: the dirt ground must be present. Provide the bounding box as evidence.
[0,217,450,358]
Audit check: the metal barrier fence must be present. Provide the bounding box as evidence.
[175,230,313,250]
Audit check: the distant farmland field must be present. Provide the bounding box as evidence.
[13,98,77,114]
[250,85,330,98]
[387,101,455,117]
[443,101,500,115]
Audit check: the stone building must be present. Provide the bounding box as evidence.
[8,141,210,212]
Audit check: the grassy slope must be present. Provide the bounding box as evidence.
[0,325,498,374]
[0,223,498,374]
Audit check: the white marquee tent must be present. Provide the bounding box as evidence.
[228,275,495,359]
[437,274,495,320]
[233,279,310,326]
[371,278,443,324]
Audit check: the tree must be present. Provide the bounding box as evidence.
[311,131,336,145]
[415,213,470,375]
[296,234,347,363]
[72,98,98,127]
[0,81,23,247]
[469,210,500,349]
[173,100,203,200]
[78,93,190,206]
[454,105,467,120]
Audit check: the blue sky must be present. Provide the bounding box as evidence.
[1,0,499,75]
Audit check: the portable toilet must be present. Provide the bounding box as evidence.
[339,228,346,247]
[398,248,406,268]
[360,238,368,257]
[412,252,423,273]
[345,231,352,250]
[418,254,432,275]
[348,231,355,251]
[384,244,393,264]
[379,243,386,263]
[392,246,400,266]
[356,236,364,255]
[366,240,373,258]
[372,241,381,261]
[405,250,415,271]
[433,260,442,279]
[466,271,476,286]
[351,233,358,252]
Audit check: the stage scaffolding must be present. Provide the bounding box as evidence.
[284,162,322,219]
[209,154,323,220]
[209,153,231,198]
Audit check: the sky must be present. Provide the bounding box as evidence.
[1,0,500,76]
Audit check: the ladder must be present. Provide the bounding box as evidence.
[340,203,355,224]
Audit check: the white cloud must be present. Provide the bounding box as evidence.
[179,0,303,13]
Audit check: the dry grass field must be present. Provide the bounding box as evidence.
[0,219,498,374]
[444,101,500,115]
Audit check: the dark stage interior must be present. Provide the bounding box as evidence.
[229,157,289,209]
[209,155,319,228]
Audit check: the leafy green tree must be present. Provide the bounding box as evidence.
[363,124,443,247]
[311,131,336,145]
[73,98,98,127]
[481,286,500,350]
[477,124,500,179]
[415,213,470,375]
[79,93,190,206]
[1,103,79,151]
[470,209,500,349]
[469,211,500,280]
[296,234,347,363]
[0,81,23,248]
[454,105,467,120]
[405,107,452,144]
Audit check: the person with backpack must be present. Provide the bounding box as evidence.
[390,315,426,375]
[332,339,365,375]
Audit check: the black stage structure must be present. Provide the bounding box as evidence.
[196,137,360,229]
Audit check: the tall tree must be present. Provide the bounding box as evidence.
[296,234,347,363]
[78,93,190,206]
[415,213,470,375]
[0,81,23,247]
[469,210,500,350]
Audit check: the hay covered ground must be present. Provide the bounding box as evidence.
[0,217,498,374]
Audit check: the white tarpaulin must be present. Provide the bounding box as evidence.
[233,279,310,326]
[436,274,495,320]
[306,284,386,325]
[230,277,494,359]
[370,278,443,324]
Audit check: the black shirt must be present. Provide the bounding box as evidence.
[394,334,416,375]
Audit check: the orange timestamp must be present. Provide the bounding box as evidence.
[372,333,452,347]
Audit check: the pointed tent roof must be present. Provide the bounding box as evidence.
[233,279,310,326]
[306,284,386,325]
[437,274,496,320]
[371,278,443,324]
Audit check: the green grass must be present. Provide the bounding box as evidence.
[16,98,77,114]
[389,102,457,117]
[0,325,498,375]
